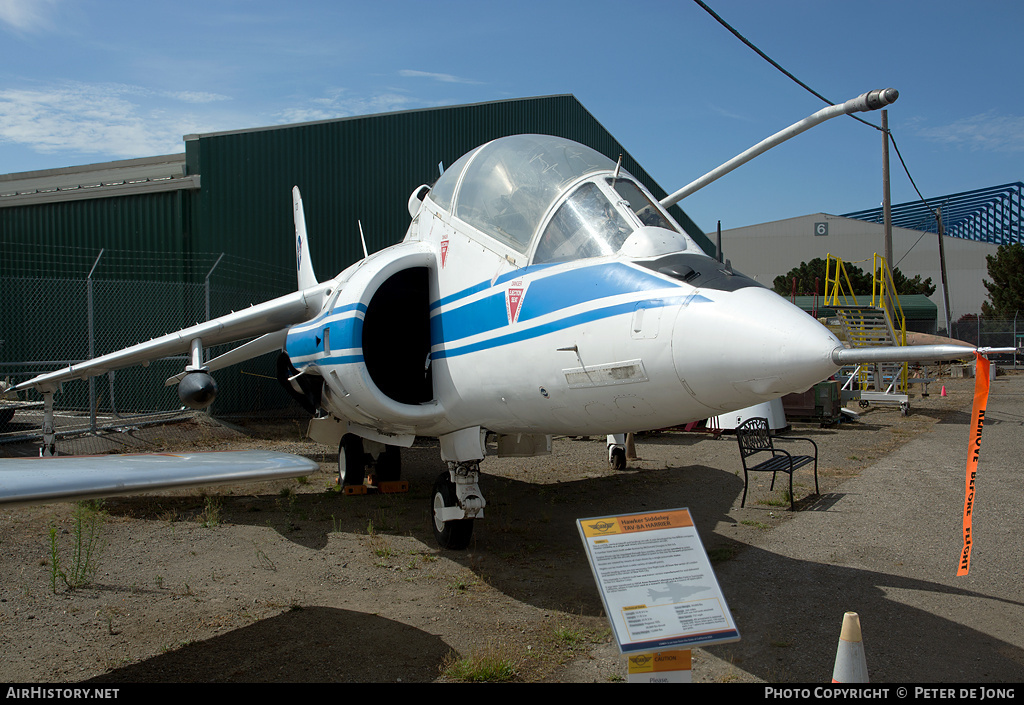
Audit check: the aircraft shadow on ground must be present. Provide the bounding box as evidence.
[82,606,453,683]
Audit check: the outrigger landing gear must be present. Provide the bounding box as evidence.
[40,388,56,457]
[431,427,487,550]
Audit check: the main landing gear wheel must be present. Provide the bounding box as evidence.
[431,471,474,550]
[338,434,367,486]
[375,445,402,482]
[609,446,626,470]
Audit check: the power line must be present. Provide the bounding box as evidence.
[692,0,880,131]
[692,0,937,222]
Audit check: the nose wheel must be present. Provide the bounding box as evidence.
[607,433,627,470]
[431,471,475,550]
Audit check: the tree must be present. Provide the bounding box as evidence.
[890,269,936,297]
[980,243,1024,319]
[771,258,931,297]
[772,258,871,297]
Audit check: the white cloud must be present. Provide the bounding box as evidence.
[164,90,232,105]
[275,90,425,125]
[399,69,482,85]
[915,112,1024,153]
[0,82,228,159]
[0,0,59,32]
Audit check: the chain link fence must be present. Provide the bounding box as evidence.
[1,243,307,453]
[949,316,1023,367]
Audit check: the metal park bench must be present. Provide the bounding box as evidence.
[735,417,819,510]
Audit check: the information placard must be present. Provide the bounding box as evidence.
[577,508,740,653]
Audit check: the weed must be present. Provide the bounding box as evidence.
[551,623,588,649]
[48,500,107,592]
[757,493,791,508]
[440,648,518,682]
[370,535,394,560]
[707,545,739,563]
[199,496,222,528]
[253,541,277,571]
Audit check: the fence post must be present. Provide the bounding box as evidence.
[1015,310,1020,369]
[87,250,104,433]
[205,253,225,322]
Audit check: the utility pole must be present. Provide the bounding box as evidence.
[882,110,893,275]
[936,206,952,335]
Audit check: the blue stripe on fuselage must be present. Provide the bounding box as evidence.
[429,262,707,359]
[432,295,695,360]
[287,262,707,367]
[430,262,681,347]
[286,307,364,363]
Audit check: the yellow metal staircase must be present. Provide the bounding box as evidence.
[824,254,909,412]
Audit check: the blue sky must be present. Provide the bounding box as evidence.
[2,0,1022,232]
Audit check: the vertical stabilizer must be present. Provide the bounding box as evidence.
[293,186,318,290]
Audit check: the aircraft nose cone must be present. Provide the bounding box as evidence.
[672,287,841,412]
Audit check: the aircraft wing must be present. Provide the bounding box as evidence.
[0,450,320,507]
[10,288,324,394]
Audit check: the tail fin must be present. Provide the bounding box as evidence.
[293,186,318,290]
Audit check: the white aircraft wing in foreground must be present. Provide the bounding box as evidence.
[0,451,319,507]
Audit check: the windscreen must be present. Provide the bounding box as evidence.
[533,182,635,263]
[429,135,617,253]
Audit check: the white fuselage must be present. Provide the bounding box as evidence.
[287,188,842,440]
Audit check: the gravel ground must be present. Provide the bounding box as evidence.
[0,369,1020,683]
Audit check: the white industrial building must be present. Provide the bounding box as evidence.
[713,212,997,324]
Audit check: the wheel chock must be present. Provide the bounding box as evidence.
[340,480,409,496]
[377,480,409,494]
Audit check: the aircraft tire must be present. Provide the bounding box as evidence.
[0,408,14,427]
[431,471,473,550]
[375,445,402,482]
[338,434,367,486]
[609,446,627,471]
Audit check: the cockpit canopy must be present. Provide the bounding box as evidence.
[427,134,701,264]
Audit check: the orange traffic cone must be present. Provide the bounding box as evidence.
[941,385,947,397]
[832,612,869,683]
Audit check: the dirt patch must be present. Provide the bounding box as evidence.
[0,374,983,682]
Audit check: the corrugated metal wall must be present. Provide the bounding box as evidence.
[1,191,191,280]
[186,95,712,285]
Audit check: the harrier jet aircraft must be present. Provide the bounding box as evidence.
[2,89,979,548]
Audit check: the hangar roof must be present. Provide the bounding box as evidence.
[842,182,1022,246]
[0,154,198,208]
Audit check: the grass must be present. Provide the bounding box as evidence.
[48,500,107,592]
[707,545,739,563]
[440,648,518,682]
[198,496,222,527]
